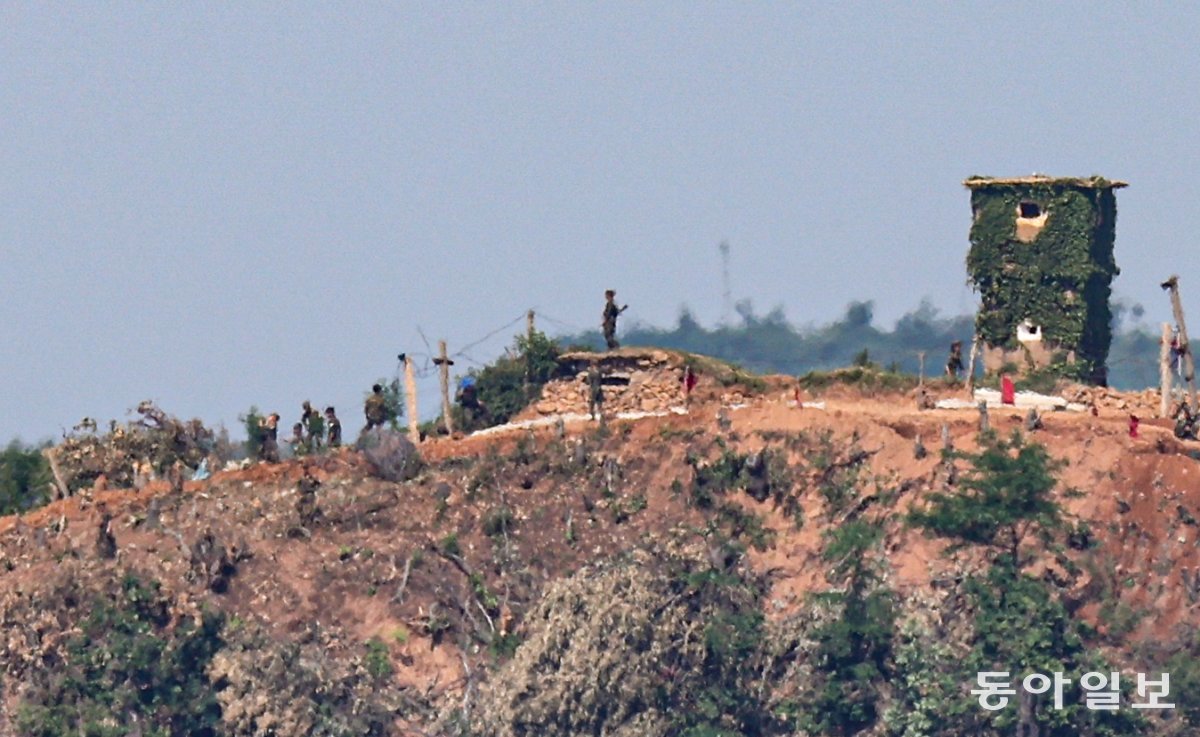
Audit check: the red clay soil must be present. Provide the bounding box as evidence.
[2,380,1197,698]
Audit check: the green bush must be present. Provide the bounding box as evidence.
[908,430,1063,567]
[240,406,266,458]
[0,439,51,514]
[464,329,565,429]
[16,574,225,737]
[364,638,393,681]
[799,519,895,736]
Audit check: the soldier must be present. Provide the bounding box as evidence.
[364,384,388,430]
[456,376,488,430]
[588,363,604,420]
[325,406,342,447]
[1025,408,1044,432]
[296,466,321,528]
[1174,403,1198,441]
[946,341,965,380]
[287,422,306,455]
[96,504,117,560]
[602,289,628,350]
[259,413,281,463]
[301,401,323,451]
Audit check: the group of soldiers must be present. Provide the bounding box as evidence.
[251,290,633,461]
[254,402,342,463]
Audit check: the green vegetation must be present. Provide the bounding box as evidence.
[967,180,1119,383]
[240,405,266,458]
[904,431,1146,736]
[17,574,224,737]
[482,506,515,538]
[665,560,772,737]
[456,329,567,431]
[909,431,1063,566]
[555,298,1166,390]
[800,519,895,736]
[364,638,393,680]
[560,298,976,383]
[797,365,919,393]
[0,439,51,514]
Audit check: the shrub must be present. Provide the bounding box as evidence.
[364,639,393,681]
[908,430,1063,567]
[465,329,566,428]
[0,439,51,514]
[369,378,404,429]
[16,574,225,737]
[241,406,266,458]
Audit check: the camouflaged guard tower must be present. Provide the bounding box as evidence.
[965,175,1127,386]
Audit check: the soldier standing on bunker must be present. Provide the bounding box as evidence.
[364,384,388,430]
[602,290,628,350]
[259,413,281,463]
[946,341,965,381]
[325,407,342,447]
[588,362,604,420]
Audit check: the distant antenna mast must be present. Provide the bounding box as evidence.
[719,240,732,324]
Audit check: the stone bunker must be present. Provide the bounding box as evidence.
[530,348,689,417]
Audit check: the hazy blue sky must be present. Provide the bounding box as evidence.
[2,3,1197,441]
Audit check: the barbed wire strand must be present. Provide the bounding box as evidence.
[451,313,528,358]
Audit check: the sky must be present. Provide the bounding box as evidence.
[2,3,1199,442]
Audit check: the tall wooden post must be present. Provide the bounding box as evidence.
[1163,275,1198,414]
[1162,322,1174,418]
[524,309,536,391]
[43,447,69,500]
[917,351,926,386]
[965,335,980,397]
[404,355,420,443]
[435,341,455,434]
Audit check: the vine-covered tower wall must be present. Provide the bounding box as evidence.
[965,175,1125,385]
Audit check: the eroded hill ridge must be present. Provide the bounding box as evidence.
[1,367,1198,736]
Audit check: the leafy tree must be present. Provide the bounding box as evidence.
[462,329,565,429]
[0,439,51,514]
[370,378,404,429]
[904,433,1145,736]
[17,575,224,737]
[908,431,1063,567]
[240,406,266,458]
[802,519,895,736]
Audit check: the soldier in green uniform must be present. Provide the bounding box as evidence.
[588,363,604,420]
[325,406,342,447]
[259,413,281,463]
[296,466,321,528]
[946,341,965,381]
[364,384,387,430]
[602,290,628,350]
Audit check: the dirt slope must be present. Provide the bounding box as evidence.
[1,380,1197,735]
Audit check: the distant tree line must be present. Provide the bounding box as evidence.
[558,298,1165,390]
